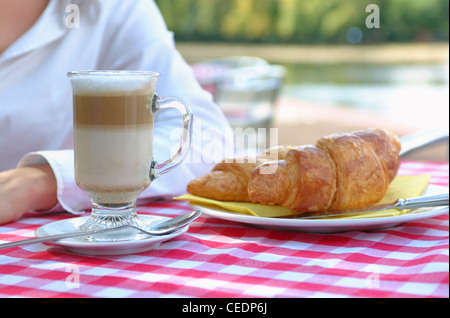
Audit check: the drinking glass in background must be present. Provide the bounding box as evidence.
[193,57,286,155]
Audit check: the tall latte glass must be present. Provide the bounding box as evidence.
[68,71,192,241]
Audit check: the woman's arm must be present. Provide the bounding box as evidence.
[0,164,57,224]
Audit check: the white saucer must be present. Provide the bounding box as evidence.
[35,215,188,256]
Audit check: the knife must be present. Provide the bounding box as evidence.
[399,128,449,158]
[298,193,449,219]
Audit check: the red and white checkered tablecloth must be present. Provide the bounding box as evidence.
[0,160,448,298]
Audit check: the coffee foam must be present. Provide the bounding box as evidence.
[70,73,157,96]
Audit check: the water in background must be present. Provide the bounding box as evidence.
[281,63,449,129]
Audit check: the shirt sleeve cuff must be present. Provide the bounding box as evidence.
[17,150,89,215]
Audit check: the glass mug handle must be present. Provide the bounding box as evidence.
[150,94,193,181]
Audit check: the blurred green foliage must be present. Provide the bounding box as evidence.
[154,0,449,43]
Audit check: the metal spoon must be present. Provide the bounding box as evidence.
[0,210,201,249]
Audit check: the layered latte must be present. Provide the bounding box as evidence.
[72,80,154,207]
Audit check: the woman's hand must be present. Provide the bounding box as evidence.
[0,164,58,224]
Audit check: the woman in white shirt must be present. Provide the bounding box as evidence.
[0,0,232,224]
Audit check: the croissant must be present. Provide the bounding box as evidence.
[187,128,401,214]
[186,145,293,201]
[248,129,401,212]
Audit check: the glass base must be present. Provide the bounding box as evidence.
[77,204,149,242]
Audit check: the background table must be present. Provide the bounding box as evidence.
[0,160,448,298]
